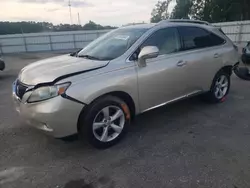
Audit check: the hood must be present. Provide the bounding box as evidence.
[19,55,109,85]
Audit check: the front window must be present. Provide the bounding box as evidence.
[78,28,148,61]
[141,27,181,55]
[130,27,180,61]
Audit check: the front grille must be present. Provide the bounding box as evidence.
[16,80,28,99]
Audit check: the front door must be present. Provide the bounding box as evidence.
[136,27,190,111]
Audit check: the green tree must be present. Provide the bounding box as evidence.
[171,0,193,19]
[150,0,172,23]
[190,0,250,22]
[210,0,250,22]
[241,0,250,20]
[170,0,250,22]
[209,0,240,22]
[82,21,103,30]
[0,21,116,35]
[190,0,207,21]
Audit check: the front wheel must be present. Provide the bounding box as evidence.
[79,96,131,149]
[205,71,230,103]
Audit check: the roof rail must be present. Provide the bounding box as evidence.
[159,19,211,25]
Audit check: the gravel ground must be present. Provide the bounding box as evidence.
[0,53,250,188]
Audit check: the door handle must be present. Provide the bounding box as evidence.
[214,53,220,58]
[177,60,187,67]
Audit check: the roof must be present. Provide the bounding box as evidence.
[121,23,156,29]
[159,19,210,25]
[158,20,215,30]
[120,20,214,30]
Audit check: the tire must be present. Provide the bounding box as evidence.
[79,96,131,149]
[205,71,230,103]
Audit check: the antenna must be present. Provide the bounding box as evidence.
[68,0,73,24]
[78,12,81,25]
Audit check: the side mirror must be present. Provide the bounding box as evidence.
[138,46,159,67]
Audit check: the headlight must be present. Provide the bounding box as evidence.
[27,82,71,103]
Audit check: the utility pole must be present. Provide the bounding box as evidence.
[68,0,73,24]
[78,12,81,25]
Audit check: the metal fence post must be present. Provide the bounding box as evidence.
[49,35,53,51]
[0,43,3,55]
[23,36,27,52]
[238,23,243,45]
[73,34,76,49]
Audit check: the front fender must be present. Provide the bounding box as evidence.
[65,66,140,114]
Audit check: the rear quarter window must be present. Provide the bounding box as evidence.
[178,26,225,51]
[209,32,226,46]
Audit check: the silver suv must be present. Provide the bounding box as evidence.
[13,20,239,148]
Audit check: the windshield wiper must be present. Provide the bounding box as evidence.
[78,55,101,60]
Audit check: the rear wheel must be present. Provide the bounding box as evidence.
[205,71,230,103]
[79,96,131,148]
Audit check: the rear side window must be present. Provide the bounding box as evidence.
[209,32,225,46]
[178,26,225,51]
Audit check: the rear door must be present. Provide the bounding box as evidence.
[177,26,226,92]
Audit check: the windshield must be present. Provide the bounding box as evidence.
[78,28,148,61]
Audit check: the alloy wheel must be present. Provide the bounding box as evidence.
[92,106,125,142]
[214,75,229,99]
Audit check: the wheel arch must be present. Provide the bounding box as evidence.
[219,65,233,76]
[209,65,232,89]
[77,91,136,132]
[204,65,233,92]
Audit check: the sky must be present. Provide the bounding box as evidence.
[0,0,175,26]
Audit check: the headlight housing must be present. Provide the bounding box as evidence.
[27,82,71,103]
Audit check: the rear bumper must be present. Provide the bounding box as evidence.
[0,61,5,71]
[242,54,250,64]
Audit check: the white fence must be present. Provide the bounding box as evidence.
[0,20,250,54]
[0,30,111,54]
[214,20,250,47]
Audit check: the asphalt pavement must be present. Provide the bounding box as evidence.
[0,53,250,188]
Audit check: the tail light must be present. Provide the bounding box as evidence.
[242,48,246,54]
